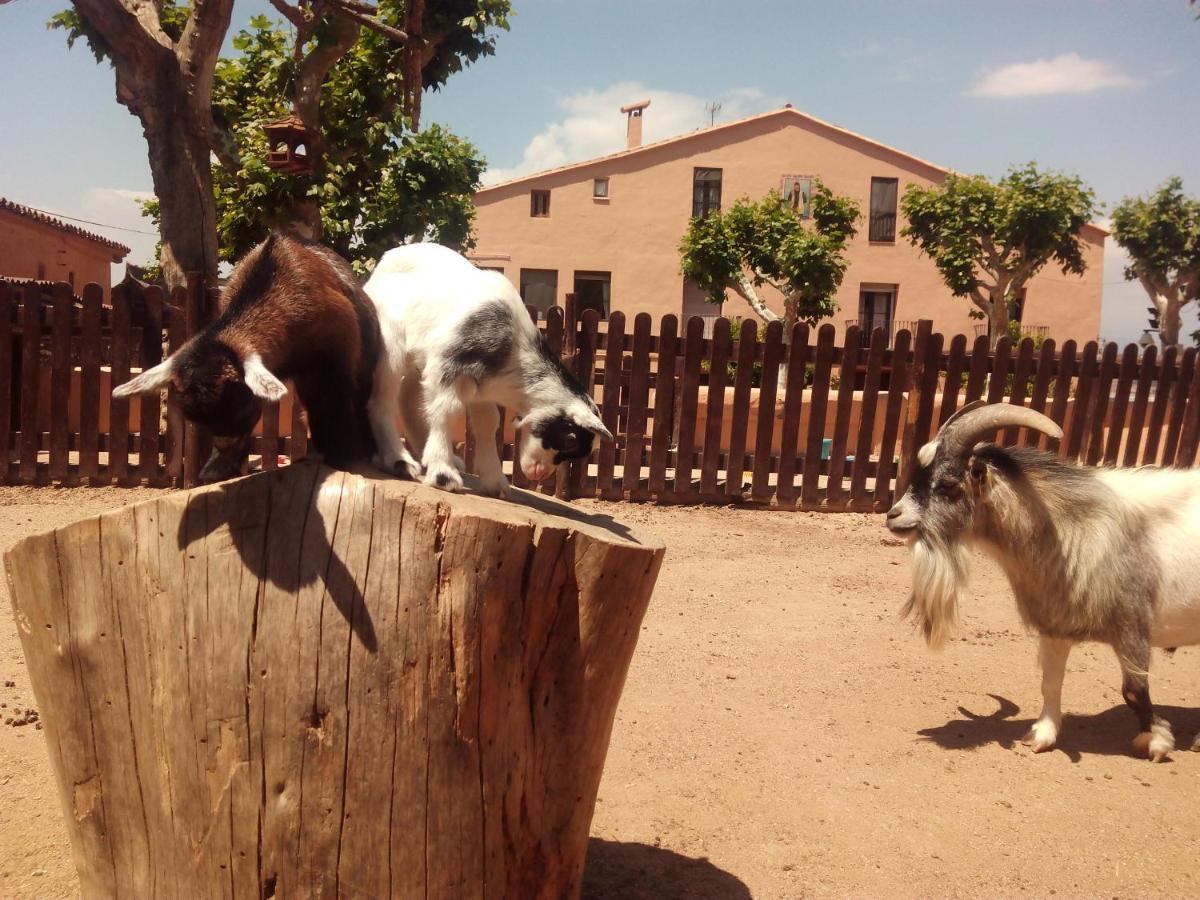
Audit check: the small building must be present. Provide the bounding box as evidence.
[0,198,129,293]
[470,105,1106,345]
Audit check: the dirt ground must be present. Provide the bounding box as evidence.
[1,487,1199,899]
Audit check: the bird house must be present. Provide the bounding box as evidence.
[263,114,314,174]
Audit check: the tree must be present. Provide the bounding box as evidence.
[900,163,1097,348]
[208,10,495,268]
[1111,177,1200,347]
[50,0,508,287]
[678,182,860,342]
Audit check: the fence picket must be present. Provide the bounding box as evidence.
[137,287,164,484]
[751,321,785,502]
[1143,345,1176,465]
[597,311,625,499]
[897,321,937,497]
[1064,343,1099,461]
[849,327,887,511]
[825,325,860,509]
[1175,348,1200,467]
[1163,348,1196,466]
[540,307,565,496]
[1046,341,1077,454]
[109,284,133,484]
[937,334,968,426]
[963,335,991,403]
[700,317,731,496]
[49,284,73,484]
[18,284,42,483]
[985,336,1011,406]
[724,320,757,499]
[1084,343,1119,466]
[0,284,11,483]
[774,325,810,507]
[165,294,187,484]
[1002,338,1036,445]
[873,329,912,510]
[801,325,837,509]
[568,309,601,497]
[672,317,705,497]
[623,313,653,500]
[1122,345,1156,468]
[78,284,103,483]
[1023,339,1058,448]
[1103,344,1139,466]
[647,315,679,498]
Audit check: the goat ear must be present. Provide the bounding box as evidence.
[967,454,991,495]
[512,414,526,429]
[243,353,288,402]
[112,357,175,398]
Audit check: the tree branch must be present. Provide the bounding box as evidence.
[732,274,780,322]
[267,0,309,30]
[292,12,362,155]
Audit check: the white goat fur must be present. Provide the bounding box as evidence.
[364,243,609,496]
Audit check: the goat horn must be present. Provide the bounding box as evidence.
[937,402,1063,459]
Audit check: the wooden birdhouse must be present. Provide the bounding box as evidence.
[263,114,314,174]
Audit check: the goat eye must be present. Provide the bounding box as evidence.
[937,479,963,499]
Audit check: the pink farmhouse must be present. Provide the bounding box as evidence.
[470,105,1105,344]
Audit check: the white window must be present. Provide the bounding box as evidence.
[593,177,609,199]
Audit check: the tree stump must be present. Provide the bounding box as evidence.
[5,462,664,899]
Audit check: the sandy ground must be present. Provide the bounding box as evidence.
[1,487,1199,899]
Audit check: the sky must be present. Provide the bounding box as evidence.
[1,0,1197,344]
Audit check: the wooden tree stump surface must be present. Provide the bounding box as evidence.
[5,462,664,899]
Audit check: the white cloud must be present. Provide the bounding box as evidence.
[968,53,1141,98]
[80,187,159,278]
[482,83,783,186]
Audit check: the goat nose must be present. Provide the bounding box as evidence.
[886,505,901,520]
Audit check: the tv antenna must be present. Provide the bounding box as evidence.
[705,101,722,126]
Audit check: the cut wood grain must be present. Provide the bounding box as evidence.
[6,462,664,900]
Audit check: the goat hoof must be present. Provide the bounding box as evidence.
[424,464,463,493]
[1190,734,1200,752]
[1024,721,1058,753]
[1134,726,1174,762]
[479,475,510,499]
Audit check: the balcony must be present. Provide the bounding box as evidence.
[845,317,917,347]
[973,323,1050,343]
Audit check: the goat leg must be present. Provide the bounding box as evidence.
[1115,638,1174,762]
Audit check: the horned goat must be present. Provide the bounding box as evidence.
[113,234,379,482]
[364,242,612,497]
[887,400,1200,762]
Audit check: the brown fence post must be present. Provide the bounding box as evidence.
[79,284,104,485]
[566,309,600,498]
[0,282,12,484]
[49,283,73,485]
[138,287,164,485]
[182,273,210,486]
[18,284,42,484]
[895,319,935,497]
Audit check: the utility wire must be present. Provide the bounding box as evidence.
[14,202,158,237]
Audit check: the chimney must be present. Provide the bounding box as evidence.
[620,99,650,149]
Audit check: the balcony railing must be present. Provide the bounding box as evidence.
[845,317,917,347]
[973,323,1050,342]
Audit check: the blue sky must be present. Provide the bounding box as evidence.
[1,0,1198,343]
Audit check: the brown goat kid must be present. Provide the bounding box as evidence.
[113,234,380,482]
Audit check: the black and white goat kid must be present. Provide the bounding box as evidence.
[113,234,379,482]
[887,400,1200,762]
[364,242,611,497]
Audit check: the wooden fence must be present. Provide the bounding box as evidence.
[5,279,1200,510]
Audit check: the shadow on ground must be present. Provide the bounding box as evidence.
[583,838,752,900]
[918,693,1200,762]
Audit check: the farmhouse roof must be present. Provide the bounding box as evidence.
[475,105,1109,238]
[0,198,131,261]
[476,105,952,193]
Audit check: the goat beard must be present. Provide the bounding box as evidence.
[901,536,971,651]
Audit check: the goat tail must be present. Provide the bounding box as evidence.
[903,537,971,651]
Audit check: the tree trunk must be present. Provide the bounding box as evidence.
[1159,298,1183,347]
[6,462,664,899]
[142,98,221,291]
[988,289,1010,350]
